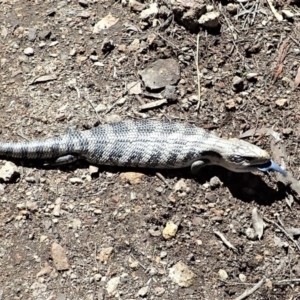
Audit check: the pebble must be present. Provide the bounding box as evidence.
[169,261,196,287]
[94,274,102,281]
[173,179,187,192]
[138,286,148,297]
[69,177,83,184]
[232,76,244,92]
[0,161,19,182]
[140,3,158,20]
[27,28,37,41]
[95,103,107,113]
[275,98,288,107]
[209,176,221,189]
[26,201,38,212]
[218,269,228,280]
[129,0,146,12]
[97,246,113,262]
[199,11,220,29]
[106,276,120,296]
[227,3,238,14]
[51,242,70,271]
[162,221,178,239]
[239,273,246,282]
[120,172,144,185]
[52,198,62,216]
[282,10,294,19]
[24,47,34,56]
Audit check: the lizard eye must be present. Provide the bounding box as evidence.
[230,155,244,163]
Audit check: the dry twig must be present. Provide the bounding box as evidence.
[214,230,238,252]
[234,277,265,300]
[263,217,300,251]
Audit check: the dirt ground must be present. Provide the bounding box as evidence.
[1,0,300,299]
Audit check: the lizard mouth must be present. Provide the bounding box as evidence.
[255,160,287,177]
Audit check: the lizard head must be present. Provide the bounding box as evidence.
[200,138,286,176]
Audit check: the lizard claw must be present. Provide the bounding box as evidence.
[257,160,287,177]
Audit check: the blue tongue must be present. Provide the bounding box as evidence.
[257,160,287,177]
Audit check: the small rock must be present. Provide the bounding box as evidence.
[173,179,187,192]
[36,263,53,277]
[225,99,236,110]
[26,201,38,212]
[128,38,140,52]
[227,3,238,14]
[106,276,120,296]
[139,58,180,90]
[209,176,221,189]
[232,76,244,92]
[52,198,62,217]
[199,11,220,29]
[40,235,48,242]
[128,256,139,269]
[24,47,34,56]
[245,228,257,240]
[148,228,161,237]
[89,165,99,175]
[27,28,37,41]
[39,30,51,40]
[246,72,258,80]
[97,246,113,262]
[140,3,158,20]
[90,55,98,61]
[25,176,36,183]
[93,14,119,34]
[104,114,122,123]
[138,286,148,297]
[51,242,70,271]
[94,209,102,215]
[160,251,167,258]
[95,103,107,113]
[0,161,19,182]
[94,274,102,281]
[163,221,178,239]
[265,278,273,290]
[275,98,288,107]
[129,0,145,12]
[78,0,88,7]
[282,128,293,135]
[120,172,144,185]
[72,218,82,229]
[69,177,83,184]
[239,274,246,282]
[282,9,294,19]
[154,287,165,296]
[169,261,196,287]
[218,269,228,280]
